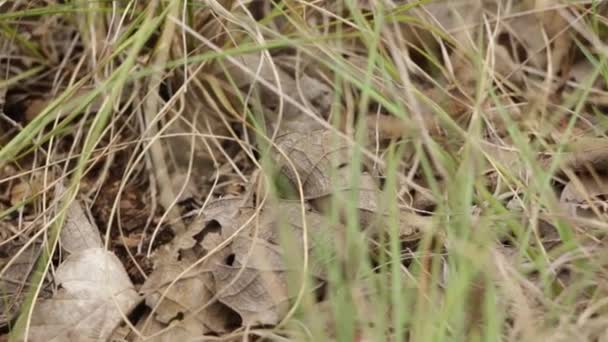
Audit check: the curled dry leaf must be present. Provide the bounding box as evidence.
[27,248,140,342]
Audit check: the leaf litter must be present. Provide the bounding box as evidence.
[16,186,140,342]
[3,0,608,341]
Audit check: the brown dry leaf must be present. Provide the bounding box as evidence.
[151,196,249,263]
[9,174,43,207]
[27,248,140,342]
[273,129,427,237]
[207,201,340,327]
[548,138,608,173]
[143,198,339,332]
[140,197,249,337]
[560,174,608,219]
[130,312,209,342]
[140,260,236,335]
[273,129,352,199]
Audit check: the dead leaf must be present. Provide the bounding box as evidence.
[548,138,608,174]
[311,169,395,230]
[27,248,140,342]
[15,190,141,341]
[160,196,251,261]
[59,188,103,254]
[131,313,208,342]
[481,141,529,189]
[272,129,353,199]
[206,201,340,327]
[142,198,339,331]
[9,174,43,207]
[560,174,608,219]
[140,197,249,335]
[140,261,235,335]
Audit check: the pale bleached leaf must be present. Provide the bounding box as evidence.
[28,248,140,342]
[59,193,102,254]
